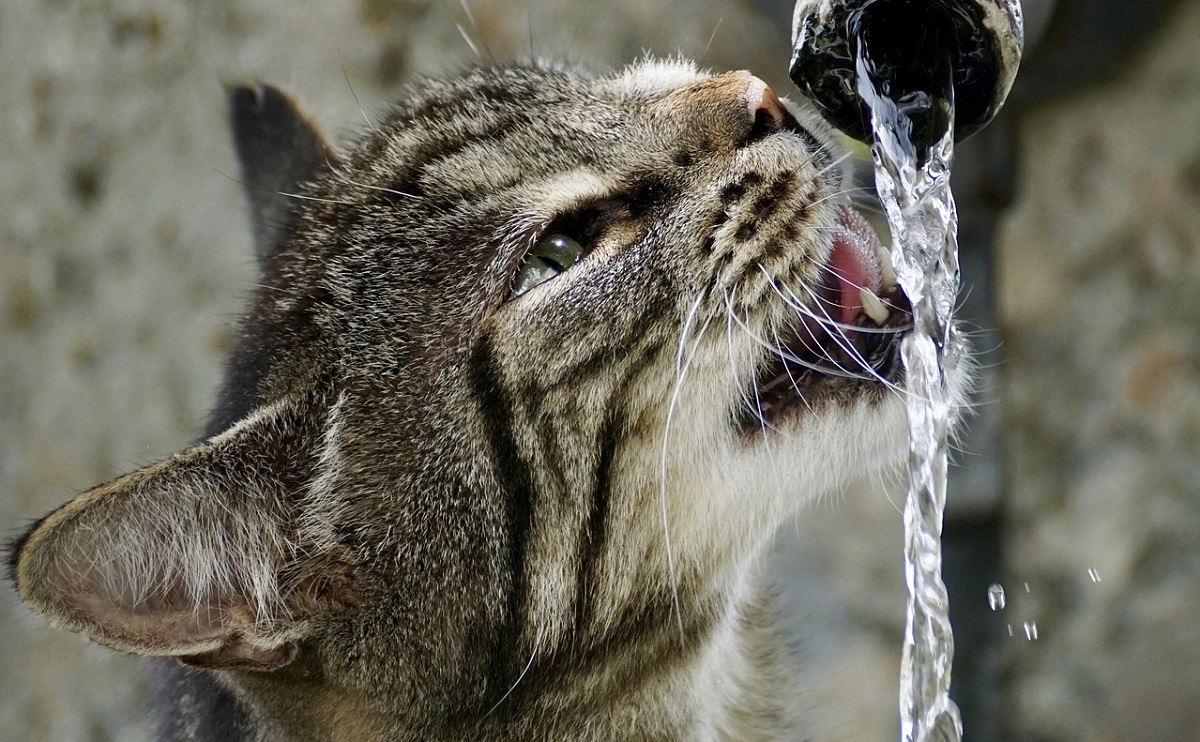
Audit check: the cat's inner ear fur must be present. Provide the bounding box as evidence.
[11,397,356,671]
[228,84,339,260]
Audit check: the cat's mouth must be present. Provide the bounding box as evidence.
[738,205,911,431]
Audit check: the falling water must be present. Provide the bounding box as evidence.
[987,584,1006,611]
[855,30,965,742]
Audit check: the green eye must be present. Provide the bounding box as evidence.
[511,233,585,297]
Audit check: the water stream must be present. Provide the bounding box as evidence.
[855,33,966,742]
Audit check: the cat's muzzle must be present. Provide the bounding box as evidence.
[741,205,911,430]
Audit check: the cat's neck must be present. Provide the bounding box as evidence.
[203,559,801,742]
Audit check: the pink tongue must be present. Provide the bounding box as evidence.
[827,206,884,325]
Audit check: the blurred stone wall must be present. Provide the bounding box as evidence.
[3,1,1198,740]
[996,1,1200,738]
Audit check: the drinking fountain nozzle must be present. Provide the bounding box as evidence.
[789,0,1024,143]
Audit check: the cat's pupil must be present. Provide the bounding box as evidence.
[511,233,585,296]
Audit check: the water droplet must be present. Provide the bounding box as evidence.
[1023,621,1038,641]
[1087,568,1101,583]
[987,583,1006,611]
[1023,582,1031,593]
[1007,624,1014,637]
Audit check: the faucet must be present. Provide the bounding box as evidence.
[788,0,1025,144]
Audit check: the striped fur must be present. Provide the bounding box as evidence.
[9,59,970,740]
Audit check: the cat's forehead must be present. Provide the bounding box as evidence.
[380,58,714,131]
[337,60,728,208]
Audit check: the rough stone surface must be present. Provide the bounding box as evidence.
[3,1,1199,740]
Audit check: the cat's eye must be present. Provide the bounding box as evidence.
[511,233,586,297]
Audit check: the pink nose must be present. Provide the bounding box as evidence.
[744,76,788,136]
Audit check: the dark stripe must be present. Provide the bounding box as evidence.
[620,174,672,219]
[468,337,537,701]
[538,303,668,391]
[573,405,620,635]
[523,328,669,631]
[562,587,719,704]
[797,126,832,169]
[526,392,570,502]
[750,176,794,220]
[543,327,651,391]
[570,337,666,635]
[734,221,758,241]
[720,180,747,205]
[408,117,526,198]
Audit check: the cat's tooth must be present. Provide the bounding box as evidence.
[860,289,890,325]
[878,242,897,289]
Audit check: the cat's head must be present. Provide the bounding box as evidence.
[11,59,959,728]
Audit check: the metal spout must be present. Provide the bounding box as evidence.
[789,0,1024,143]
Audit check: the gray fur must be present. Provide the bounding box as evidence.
[10,58,968,740]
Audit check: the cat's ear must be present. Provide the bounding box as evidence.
[10,398,357,671]
[228,84,340,260]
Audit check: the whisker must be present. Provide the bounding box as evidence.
[790,280,912,395]
[722,288,763,426]
[660,294,711,645]
[748,271,873,374]
[438,0,492,63]
[698,19,724,69]
[800,265,914,335]
[750,332,793,504]
[329,170,422,201]
[340,52,380,136]
[456,23,484,58]
[770,324,819,419]
[766,267,909,391]
[458,0,477,27]
[484,623,542,717]
[770,278,912,337]
[730,302,873,382]
[725,290,877,388]
[275,191,357,207]
[814,149,855,181]
[525,0,536,59]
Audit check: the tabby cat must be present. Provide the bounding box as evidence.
[9,58,969,740]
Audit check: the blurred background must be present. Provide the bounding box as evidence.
[2,1,1197,739]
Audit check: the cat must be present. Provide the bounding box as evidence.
[9,57,969,740]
